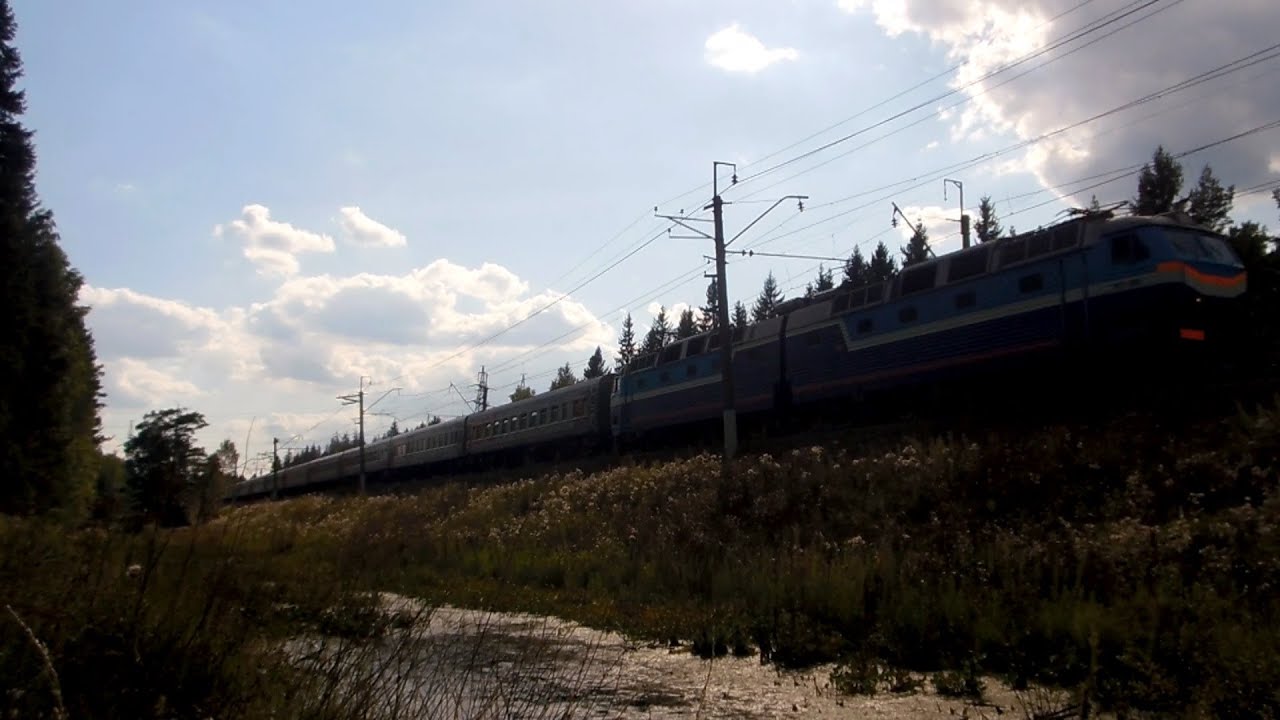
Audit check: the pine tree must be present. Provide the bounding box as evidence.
[616,313,637,368]
[973,196,1002,243]
[843,246,869,286]
[1088,195,1102,212]
[732,301,749,329]
[428,415,442,425]
[1133,145,1183,216]
[384,420,400,439]
[675,308,698,339]
[1187,165,1234,232]
[0,1,103,518]
[901,224,931,267]
[549,362,578,391]
[124,408,207,527]
[698,278,719,332]
[642,307,672,354]
[752,271,782,322]
[583,346,608,379]
[868,242,897,282]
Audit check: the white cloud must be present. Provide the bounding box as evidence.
[705,24,798,74]
[214,204,335,277]
[338,206,407,248]
[110,358,204,406]
[839,0,1280,210]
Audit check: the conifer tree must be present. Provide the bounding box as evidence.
[675,308,698,339]
[752,271,782,322]
[805,265,834,296]
[843,246,869,286]
[1088,195,1102,212]
[868,241,897,281]
[698,278,719,332]
[549,362,578,391]
[732,301,749,329]
[641,307,672,354]
[583,346,608,379]
[1187,165,1234,232]
[124,408,207,527]
[1133,145,1183,216]
[973,196,1002,243]
[616,313,637,368]
[0,1,103,518]
[901,224,931,267]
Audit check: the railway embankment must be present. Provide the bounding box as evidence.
[3,399,1278,717]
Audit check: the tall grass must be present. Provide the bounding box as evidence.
[3,400,1277,716]
[213,401,1279,716]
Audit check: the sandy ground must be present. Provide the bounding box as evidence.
[304,595,1077,719]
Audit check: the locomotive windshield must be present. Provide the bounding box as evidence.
[1165,228,1242,267]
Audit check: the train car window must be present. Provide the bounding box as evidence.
[947,247,990,282]
[864,283,885,305]
[686,363,697,378]
[573,399,585,418]
[629,354,656,371]
[550,405,560,422]
[832,293,851,314]
[1110,234,1149,264]
[1026,231,1052,258]
[562,403,569,421]
[1019,273,1044,294]
[857,318,874,334]
[900,265,937,295]
[501,419,508,434]
[686,337,707,356]
[954,290,976,309]
[660,344,682,364]
[519,413,527,430]
[539,409,548,425]
[898,306,918,323]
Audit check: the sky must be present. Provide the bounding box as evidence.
[13,0,1280,473]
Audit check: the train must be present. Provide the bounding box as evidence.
[229,210,1247,500]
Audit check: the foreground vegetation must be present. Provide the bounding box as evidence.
[3,401,1279,717]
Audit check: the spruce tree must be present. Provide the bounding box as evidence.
[752,271,782,322]
[583,346,608,379]
[805,265,834,297]
[843,246,869,286]
[1133,145,1183,216]
[616,313,637,368]
[1187,165,1234,232]
[698,279,719,332]
[0,1,103,518]
[868,242,897,281]
[732,301,749,329]
[973,196,1002,243]
[641,307,672,354]
[901,224,931,267]
[675,308,698,339]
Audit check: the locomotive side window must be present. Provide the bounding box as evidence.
[900,265,937,295]
[573,399,585,418]
[1019,273,1044,294]
[550,405,560,422]
[997,239,1027,268]
[947,247,990,283]
[1110,234,1149,264]
[660,343,682,364]
[519,413,528,430]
